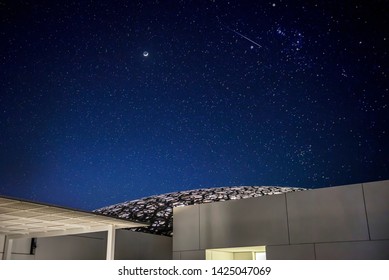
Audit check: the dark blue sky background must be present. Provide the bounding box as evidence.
[1,0,388,210]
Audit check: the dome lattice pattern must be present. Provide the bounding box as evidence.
[94,186,305,236]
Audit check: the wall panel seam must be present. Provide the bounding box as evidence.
[288,239,372,245]
[174,249,205,252]
[313,243,317,259]
[284,194,291,245]
[198,205,201,250]
[361,184,372,241]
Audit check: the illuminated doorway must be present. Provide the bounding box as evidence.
[206,246,266,260]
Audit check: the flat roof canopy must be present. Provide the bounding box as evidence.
[0,196,147,239]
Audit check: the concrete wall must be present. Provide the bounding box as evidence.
[115,230,172,260]
[173,180,389,260]
[1,230,172,260]
[1,233,106,260]
[200,194,289,248]
[0,235,36,260]
[286,183,369,244]
[0,234,4,259]
[173,250,205,260]
[35,232,106,260]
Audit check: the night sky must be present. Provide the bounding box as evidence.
[1,0,388,210]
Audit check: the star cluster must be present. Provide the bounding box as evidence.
[0,0,388,209]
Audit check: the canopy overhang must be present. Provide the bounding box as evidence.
[0,196,147,260]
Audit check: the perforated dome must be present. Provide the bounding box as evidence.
[95,186,305,236]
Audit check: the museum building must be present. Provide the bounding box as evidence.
[1,180,388,260]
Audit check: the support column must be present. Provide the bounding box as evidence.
[2,236,13,260]
[106,225,116,260]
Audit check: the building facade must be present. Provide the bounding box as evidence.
[1,180,388,260]
[173,180,389,260]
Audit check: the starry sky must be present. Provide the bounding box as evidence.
[1,0,388,210]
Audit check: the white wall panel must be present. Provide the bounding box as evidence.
[315,240,389,260]
[363,180,389,240]
[180,250,205,260]
[267,244,315,260]
[0,235,4,253]
[115,230,172,260]
[173,205,200,251]
[287,184,369,244]
[35,232,106,260]
[200,195,289,249]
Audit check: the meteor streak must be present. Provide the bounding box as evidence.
[225,26,262,48]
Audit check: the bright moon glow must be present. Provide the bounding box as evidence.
[143,51,149,57]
